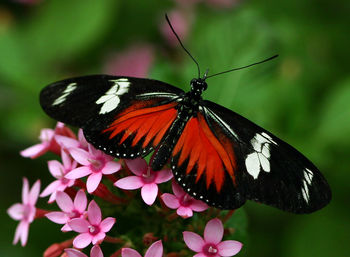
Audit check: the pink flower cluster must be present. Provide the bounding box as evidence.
[8,123,243,256]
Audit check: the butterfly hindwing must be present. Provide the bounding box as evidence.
[170,110,246,209]
[201,100,331,213]
[40,75,184,158]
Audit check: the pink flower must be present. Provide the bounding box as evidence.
[122,240,163,257]
[55,129,88,151]
[46,190,87,232]
[7,178,40,246]
[40,149,77,202]
[161,181,208,218]
[65,144,121,193]
[183,218,242,257]
[104,44,154,77]
[68,200,115,249]
[114,159,173,205]
[65,245,104,257]
[160,10,191,47]
[20,122,75,159]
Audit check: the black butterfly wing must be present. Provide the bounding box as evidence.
[40,75,184,158]
[199,100,331,213]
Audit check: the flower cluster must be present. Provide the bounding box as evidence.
[8,123,243,256]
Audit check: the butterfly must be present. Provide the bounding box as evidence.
[40,72,331,214]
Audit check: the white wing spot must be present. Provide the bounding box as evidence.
[96,78,130,114]
[52,83,77,106]
[245,133,275,179]
[302,168,314,203]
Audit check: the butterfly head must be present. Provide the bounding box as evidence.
[190,78,208,96]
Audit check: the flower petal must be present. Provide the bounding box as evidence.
[204,218,223,244]
[56,135,79,149]
[217,240,243,256]
[7,203,24,220]
[88,143,101,157]
[78,129,88,149]
[22,177,29,204]
[177,206,193,218]
[121,248,142,257]
[161,193,180,209]
[65,248,88,257]
[114,176,143,190]
[69,148,90,166]
[74,189,87,213]
[20,143,47,159]
[19,221,29,246]
[45,211,68,224]
[141,183,158,205]
[86,173,102,193]
[145,240,163,257]
[90,245,104,257]
[88,200,101,225]
[183,231,205,252]
[28,179,40,205]
[48,160,64,178]
[154,169,173,184]
[171,180,185,197]
[56,191,74,212]
[68,218,90,233]
[125,158,147,176]
[65,166,91,179]
[101,161,121,174]
[190,200,209,212]
[73,233,92,249]
[100,217,116,232]
[61,148,73,169]
[61,223,72,232]
[40,180,61,198]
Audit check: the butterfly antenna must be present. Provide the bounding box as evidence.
[165,14,201,78]
[206,54,279,79]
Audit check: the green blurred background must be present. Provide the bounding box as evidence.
[1,0,349,256]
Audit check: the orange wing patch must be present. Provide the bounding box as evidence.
[103,102,178,148]
[173,113,236,192]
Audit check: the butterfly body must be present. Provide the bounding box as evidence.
[40,75,331,213]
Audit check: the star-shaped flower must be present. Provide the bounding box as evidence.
[20,122,75,159]
[68,200,116,249]
[45,189,87,231]
[7,178,40,246]
[183,218,242,257]
[65,144,121,193]
[114,158,173,205]
[40,149,77,203]
[122,240,163,257]
[161,180,208,218]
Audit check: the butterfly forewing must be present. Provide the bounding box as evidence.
[201,100,331,213]
[40,75,184,158]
